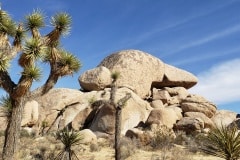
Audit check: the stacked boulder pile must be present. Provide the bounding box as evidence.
[0,50,238,142]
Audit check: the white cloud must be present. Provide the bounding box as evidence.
[189,59,240,105]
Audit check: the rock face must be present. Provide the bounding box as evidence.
[181,94,217,118]
[79,66,112,91]
[146,107,182,128]
[173,117,204,134]
[152,64,198,89]
[211,110,237,127]
[184,112,214,129]
[89,87,152,134]
[79,50,198,99]
[35,88,83,132]
[98,50,165,98]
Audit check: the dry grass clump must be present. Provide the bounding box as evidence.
[151,125,175,150]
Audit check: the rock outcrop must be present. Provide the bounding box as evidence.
[181,94,217,118]
[0,49,231,139]
[79,50,198,98]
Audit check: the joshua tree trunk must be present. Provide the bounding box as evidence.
[115,106,122,160]
[2,98,24,160]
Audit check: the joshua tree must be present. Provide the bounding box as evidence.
[54,127,82,160]
[201,124,240,160]
[110,72,131,160]
[0,7,81,160]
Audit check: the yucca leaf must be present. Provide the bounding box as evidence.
[57,50,81,76]
[56,128,83,149]
[24,9,45,30]
[51,12,71,36]
[0,95,12,121]
[201,124,240,160]
[0,18,16,36]
[21,66,42,81]
[19,38,46,67]
[0,53,10,71]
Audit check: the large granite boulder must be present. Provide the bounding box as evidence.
[35,88,83,131]
[181,94,217,118]
[79,66,112,91]
[173,117,204,134]
[89,87,153,134]
[98,50,165,98]
[146,106,182,129]
[211,110,237,127]
[152,64,198,89]
[184,112,214,129]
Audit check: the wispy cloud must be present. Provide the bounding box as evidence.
[165,24,240,56]
[119,0,237,48]
[189,58,240,105]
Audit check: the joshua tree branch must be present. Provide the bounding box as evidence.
[0,71,16,95]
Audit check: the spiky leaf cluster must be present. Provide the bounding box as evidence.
[0,10,16,36]
[51,12,71,35]
[24,9,45,30]
[0,95,12,121]
[19,38,46,67]
[201,124,240,160]
[56,128,83,150]
[58,50,81,76]
[21,66,41,81]
[0,53,10,71]
[111,71,120,82]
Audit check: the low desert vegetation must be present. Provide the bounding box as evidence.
[201,124,240,160]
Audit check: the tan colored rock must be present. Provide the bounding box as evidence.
[164,87,189,100]
[173,117,204,134]
[150,100,164,109]
[125,128,144,139]
[0,116,7,131]
[89,87,152,134]
[36,88,83,131]
[79,129,97,144]
[79,66,112,91]
[184,112,214,128]
[98,50,165,98]
[152,88,170,103]
[167,96,180,105]
[153,64,198,89]
[167,105,183,120]
[146,107,181,129]
[181,94,217,118]
[211,110,237,127]
[21,100,39,127]
[71,106,92,130]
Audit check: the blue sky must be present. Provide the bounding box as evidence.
[1,0,240,112]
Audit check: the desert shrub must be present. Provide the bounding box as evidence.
[119,137,137,159]
[174,131,201,153]
[20,129,35,138]
[201,124,240,160]
[151,125,175,150]
[90,142,101,152]
[54,127,83,160]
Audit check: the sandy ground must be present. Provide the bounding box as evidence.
[0,136,224,160]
